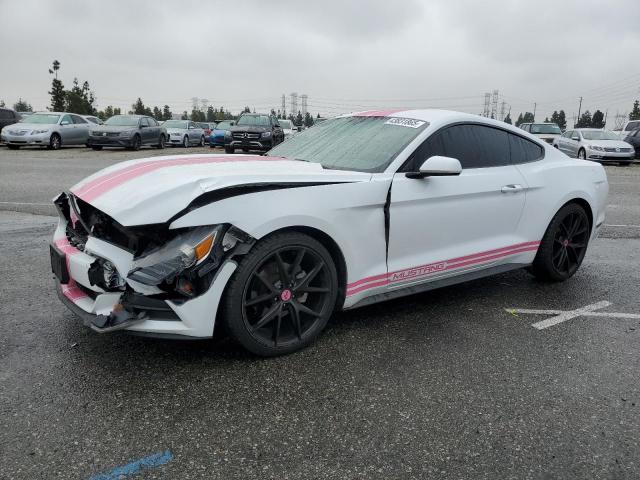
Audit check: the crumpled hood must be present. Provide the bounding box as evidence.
[69,154,371,226]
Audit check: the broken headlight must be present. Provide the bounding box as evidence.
[127,226,221,286]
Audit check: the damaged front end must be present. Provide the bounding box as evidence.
[52,192,253,336]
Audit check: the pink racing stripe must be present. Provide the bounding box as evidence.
[54,237,88,302]
[346,241,540,296]
[72,155,284,202]
[354,109,406,117]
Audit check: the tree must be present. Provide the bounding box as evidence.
[0,100,4,107]
[113,107,121,116]
[181,111,189,120]
[13,98,33,112]
[515,113,524,127]
[503,113,512,125]
[629,100,640,121]
[190,108,205,122]
[65,77,96,114]
[153,106,162,120]
[591,110,605,129]
[48,60,66,112]
[550,110,567,130]
[97,105,115,120]
[132,98,146,115]
[162,105,172,121]
[242,106,251,114]
[575,110,592,128]
[295,110,303,127]
[304,111,314,127]
[206,106,215,122]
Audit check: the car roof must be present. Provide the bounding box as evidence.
[337,109,530,136]
[574,128,606,131]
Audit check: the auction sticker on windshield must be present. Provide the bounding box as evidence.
[385,118,427,128]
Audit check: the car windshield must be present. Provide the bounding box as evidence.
[163,120,188,129]
[237,115,270,127]
[581,130,619,141]
[20,113,60,124]
[216,121,233,130]
[530,124,561,134]
[105,115,139,127]
[625,121,640,131]
[268,116,428,173]
[279,120,292,129]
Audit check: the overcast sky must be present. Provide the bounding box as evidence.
[1,0,639,124]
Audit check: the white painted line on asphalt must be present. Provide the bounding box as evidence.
[506,301,640,330]
[604,224,640,228]
[0,201,52,206]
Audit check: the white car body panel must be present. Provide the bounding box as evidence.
[52,109,609,338]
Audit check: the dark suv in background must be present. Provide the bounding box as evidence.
[0,108,22,140]
[225,113,284,154]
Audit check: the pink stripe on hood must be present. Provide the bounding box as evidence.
[72,155,284,203]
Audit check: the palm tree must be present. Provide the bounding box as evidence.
[49,60,60,79]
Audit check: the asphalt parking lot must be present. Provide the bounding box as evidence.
[1,147,639,479]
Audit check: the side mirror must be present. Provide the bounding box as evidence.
[406,156,462,179]
[139,124,146,128]
[60,120,70,126]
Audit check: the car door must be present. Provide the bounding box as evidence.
[58,114,75,143]
[148,117,160,144]
[387,123,528,290]
[139,117,152,144]
[71,114,90,144]
[568,131,582,157]
[557,130,571,155]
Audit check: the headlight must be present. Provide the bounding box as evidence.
[32,129,49,134]
[589,145,603,151]
[91,130,101,136]
[261,131,272,138]
[128,226,220,286]
[119,130,134,137]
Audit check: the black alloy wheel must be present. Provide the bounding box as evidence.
[49,133,61,150]
[530,203,590,282]
[130,134,141,151]
[183,135,189,148]
[578,148,586,159]
[222,232,338,356]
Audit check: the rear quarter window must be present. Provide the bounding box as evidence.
[509,134,544,163]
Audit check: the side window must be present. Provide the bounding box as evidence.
[71,115,87,124]
[509,133,544,164]
[147,117,157,126]
[405,124,510,170]
[140,118,149,127]
[61,114,72,124]
[521,124,529,132]
[571,131,580,141]
[626,121,640,131]
[0,110,11,119]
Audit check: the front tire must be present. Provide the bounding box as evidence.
[48,133,61,150]
[157,134,165,149]
[530,203,590,282]
[225,146,234,154]
[182,135,189,148]
[577,148,586,159]
[7,145,19,150]
[222,232,338,357]
[199,136,205,147]
[91,146,103,151]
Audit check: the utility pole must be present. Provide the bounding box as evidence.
[281,94,286,118]
[575,96,583,127]
[483,93,491,117]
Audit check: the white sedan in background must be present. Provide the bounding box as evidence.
[278,119,296,140]
[51,109,607,356]
[163,119,206,147]
[553,128,635,165]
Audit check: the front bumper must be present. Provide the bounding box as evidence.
[209,135,225,146]
[87,135,134,147]
[167,132,186,144]
[586,149,635,161]
[52,215,237,338]
[2,132,50,145]
[227,139,272,151]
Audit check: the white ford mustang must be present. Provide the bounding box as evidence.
[51,109,608,356]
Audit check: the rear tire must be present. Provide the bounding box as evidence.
[221,232,338,357]
[91,146,103,151]
[225,146,234,154]
[618,161,631,166]
[199,136,205,147]
[182,135,189,148]
[530,203,590,282]
[7,145,19,150]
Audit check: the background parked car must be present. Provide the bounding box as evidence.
[0,107,22,140]
[208,120,235,148]
[0,112,90,150]
[553,128,635,165]
[225,113,284,153]
[520,122,562,144]
[614,120,640,138]
[82,115,104,125]
[278,119,296,140]
[163,120,206,147]
[622,129,640,159]
[87,114,167,151]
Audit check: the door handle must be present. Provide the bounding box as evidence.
[501,184,523,193]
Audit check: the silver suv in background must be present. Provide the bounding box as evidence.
[520,122,562,144]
